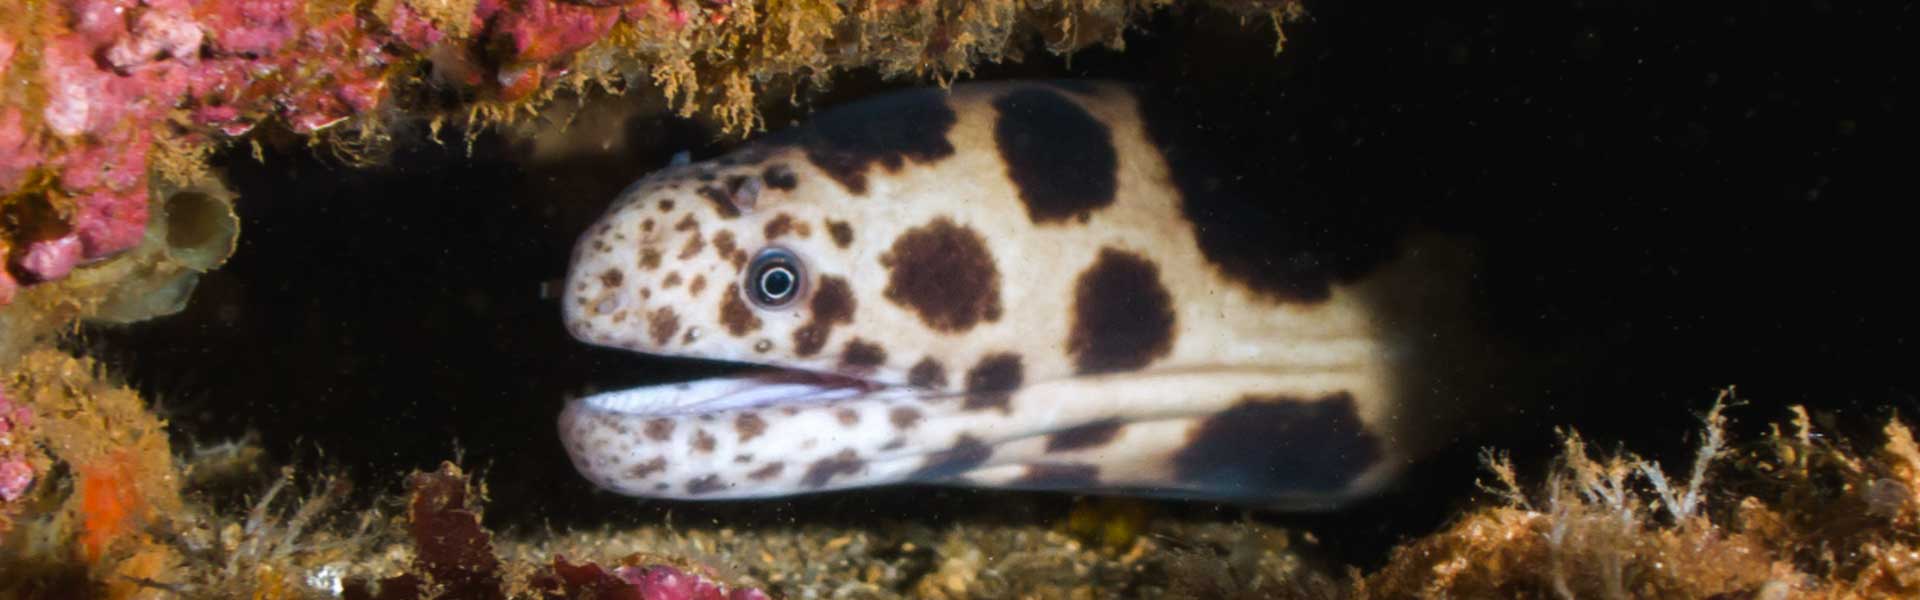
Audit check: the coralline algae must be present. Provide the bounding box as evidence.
[0,0,723,303]
[0,385,36,531]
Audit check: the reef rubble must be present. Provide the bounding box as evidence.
[3,357,1918,599]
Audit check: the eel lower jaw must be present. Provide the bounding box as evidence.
[558,368,957,499]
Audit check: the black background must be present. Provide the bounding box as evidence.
[85,0,1915,568]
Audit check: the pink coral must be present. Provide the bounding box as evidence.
[615,565,768,600]
[17,235,85,282]
[180,57,254,102]
[65,0,139,44]
[26,0,418,290]
[272,12,395,133]
[493,0,621,65]
[192,105,252,136]
[197,0,299,55]
[39,38,119,138]
[0,108,40,195]
[387,3,448,52]
[73,189,152,259]
[534,559,768,600]
[106,2,206,70]
[5,0,748,304]
[625,565,724,600]
[335,70,389,114]
[58,129,151,194]
[0,388,34,503]
[51,125,154,261]
[0,461,31,503]
[482,0,621,100]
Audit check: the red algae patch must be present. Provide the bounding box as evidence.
[343,462,773,600]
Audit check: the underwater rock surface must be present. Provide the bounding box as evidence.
[0,0,1300,303]
[1,0,1913,597]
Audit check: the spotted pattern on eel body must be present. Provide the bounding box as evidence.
[557,80,1487,508]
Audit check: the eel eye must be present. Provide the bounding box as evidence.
[747,248,804,308]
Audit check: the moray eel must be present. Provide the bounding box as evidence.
[558,80,1486,508]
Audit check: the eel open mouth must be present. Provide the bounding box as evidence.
[557,366,975,500]
[571,370,901,418]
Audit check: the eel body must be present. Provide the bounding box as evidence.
[558,80,1483,508]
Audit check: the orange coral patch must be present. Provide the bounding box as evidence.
[77,449,144,563]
